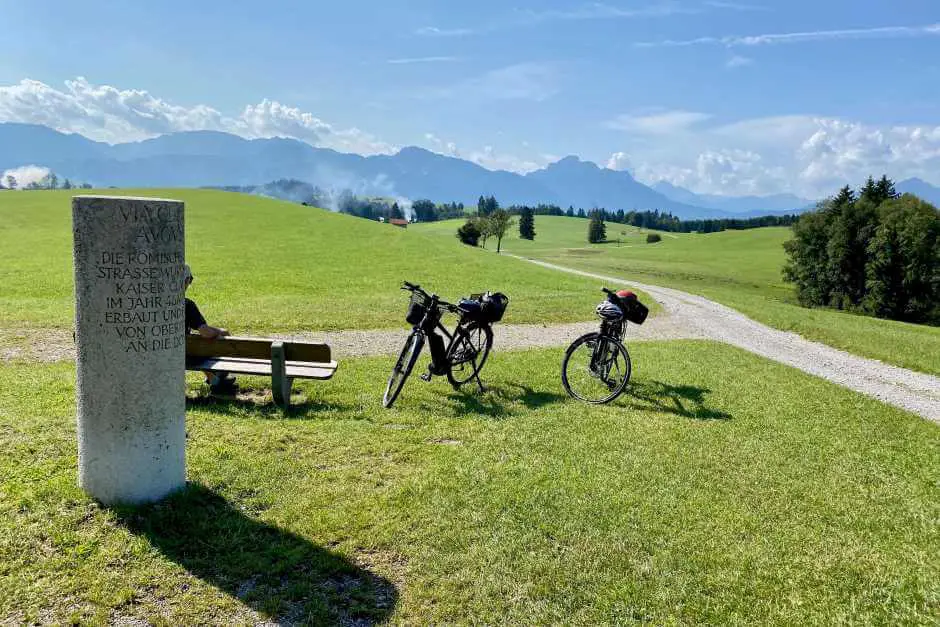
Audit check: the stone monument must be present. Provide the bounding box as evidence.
[72,196,186,504]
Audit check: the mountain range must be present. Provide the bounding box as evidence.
[2,122,937,219]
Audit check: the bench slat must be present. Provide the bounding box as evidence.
[187,357,337,380]
[186,335,331,362]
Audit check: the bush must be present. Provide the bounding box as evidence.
[456,219,481,247]
[646,233,662,244]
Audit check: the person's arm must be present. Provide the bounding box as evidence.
[197,324,230,339]
[186,298,229,340]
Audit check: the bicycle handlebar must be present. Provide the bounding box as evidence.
[402,281,461,313]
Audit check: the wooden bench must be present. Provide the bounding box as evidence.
[185,335,337,409]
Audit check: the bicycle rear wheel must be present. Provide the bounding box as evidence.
[383,331,424,408]
[561,332,631,404]
[446,323,493,388]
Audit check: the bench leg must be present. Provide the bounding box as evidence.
[271,341,292,410]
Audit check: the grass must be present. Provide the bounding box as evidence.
[416,216,940,375]
[0,190,657,334]
[1,343,937,623]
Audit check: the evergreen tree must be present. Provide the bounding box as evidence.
[519,206,536,240]
[5,175,16,190]
[48,172,58,190]
[478,195,486,215]
[587,210,606,243]
[566,205,575,217]
[62,178,73,190]
[577,208,586,218]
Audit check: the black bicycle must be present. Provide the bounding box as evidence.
[383,281,508,409]
[561,288,648,404]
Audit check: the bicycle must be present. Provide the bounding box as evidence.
[383,281,508,409]
[561,287,648,404]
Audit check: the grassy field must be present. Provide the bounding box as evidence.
[2,343,938,623]
[416,216,940,375]
[0,190,658,335]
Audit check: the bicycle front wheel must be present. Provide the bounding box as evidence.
[383,331,425,408]
[561,332,631,404]
[446,323,493,388]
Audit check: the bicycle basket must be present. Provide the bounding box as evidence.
[618,293,649,325]
[481,292,509,323]
[406,292,429,325]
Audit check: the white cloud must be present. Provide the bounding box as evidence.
[387,56,459,64]
[414,26,475,37]
[627,113,940,196]
[606,110,712,134]
[637,22,940,48]
[606,151,633,171]
[2,165,51,188]
[426,63,558,102]
[0,77,395,154]
[424,133,461,157]
[726,55,754,68]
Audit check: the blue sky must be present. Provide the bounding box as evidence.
[2,0,939,196]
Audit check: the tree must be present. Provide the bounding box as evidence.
[489,209,514,253]
[456,218,482,246]
[783,175,940,325]
[588,210,606,243]
[411,199,436,222]
[519,206,536,240]
[62,178,73,190]
[389,202,404,220]
[478,215,495,248]
[566,206,575,217]
[5,175,16,190]
[477,195,486,216]
[48,172,59,190]
[863,195,940,323]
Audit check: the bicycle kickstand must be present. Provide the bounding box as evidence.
[474,371,485,393]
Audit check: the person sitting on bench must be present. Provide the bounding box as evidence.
[183,264,237,394]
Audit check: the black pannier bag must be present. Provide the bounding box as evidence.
[460,292,509,324]
[481,292,509,323]
[618,292,649,325]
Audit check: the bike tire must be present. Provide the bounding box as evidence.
[383,331,425,408]
[445,323,494,389]
[561,332,631,404]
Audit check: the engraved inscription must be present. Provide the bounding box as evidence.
[93,208,185,353]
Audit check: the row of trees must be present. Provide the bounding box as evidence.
[0,172,91,190]
[783,176,939,325]
[504,203,799,233]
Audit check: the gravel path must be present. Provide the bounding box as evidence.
[512,256,940,424]
[5,258,937,423]
[0,314,696,364]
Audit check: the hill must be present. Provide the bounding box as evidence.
[0,189,652,332]
[1,123,786,219]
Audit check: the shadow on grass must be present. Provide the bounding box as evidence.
[115,484,397,625]
[420,382,568,418]
[186,390,356,420]
[625,380,731,421]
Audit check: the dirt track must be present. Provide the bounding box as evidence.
[512,256,940,424]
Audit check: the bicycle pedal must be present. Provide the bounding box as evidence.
[420,373,432,382]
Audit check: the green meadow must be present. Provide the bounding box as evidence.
[0,190,655,336]
[416,216,940,375]
[1,190,938,623]
[2,343,938,624]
